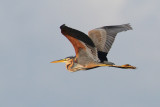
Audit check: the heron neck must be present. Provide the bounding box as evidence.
[66,58,76,71]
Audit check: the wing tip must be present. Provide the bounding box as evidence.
[123,23,133,30]
[60,24,66,29]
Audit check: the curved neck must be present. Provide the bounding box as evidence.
[65,58,75,71]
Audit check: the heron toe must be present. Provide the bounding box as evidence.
[122,64,136,69]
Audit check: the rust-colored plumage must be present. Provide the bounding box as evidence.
[64,35,86,58]
[51,24,136,72]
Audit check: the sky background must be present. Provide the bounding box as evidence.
[0,0,160,107]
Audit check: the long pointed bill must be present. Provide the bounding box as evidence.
[50,59,66,63]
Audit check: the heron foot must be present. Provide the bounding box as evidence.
[112,64,136,69]
[120,64,136,69]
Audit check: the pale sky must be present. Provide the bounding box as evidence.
[0,0,160,107]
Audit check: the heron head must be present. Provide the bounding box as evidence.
[51,56,82,72]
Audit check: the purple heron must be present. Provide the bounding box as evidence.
[51,24,136,72]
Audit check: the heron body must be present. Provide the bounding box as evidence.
[51,24,136,72]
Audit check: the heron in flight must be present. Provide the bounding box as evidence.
[51,24,136,72]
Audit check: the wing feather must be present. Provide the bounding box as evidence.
[60,24,99,64]
[88,24,132,54]
[64,35,86,57]
[60,24,95,47]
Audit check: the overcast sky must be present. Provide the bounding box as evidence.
[0,0,160,107]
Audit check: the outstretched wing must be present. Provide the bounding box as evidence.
[88,24,132,62]
[60,24,99,64]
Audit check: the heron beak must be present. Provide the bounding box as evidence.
[50,59,66,63]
